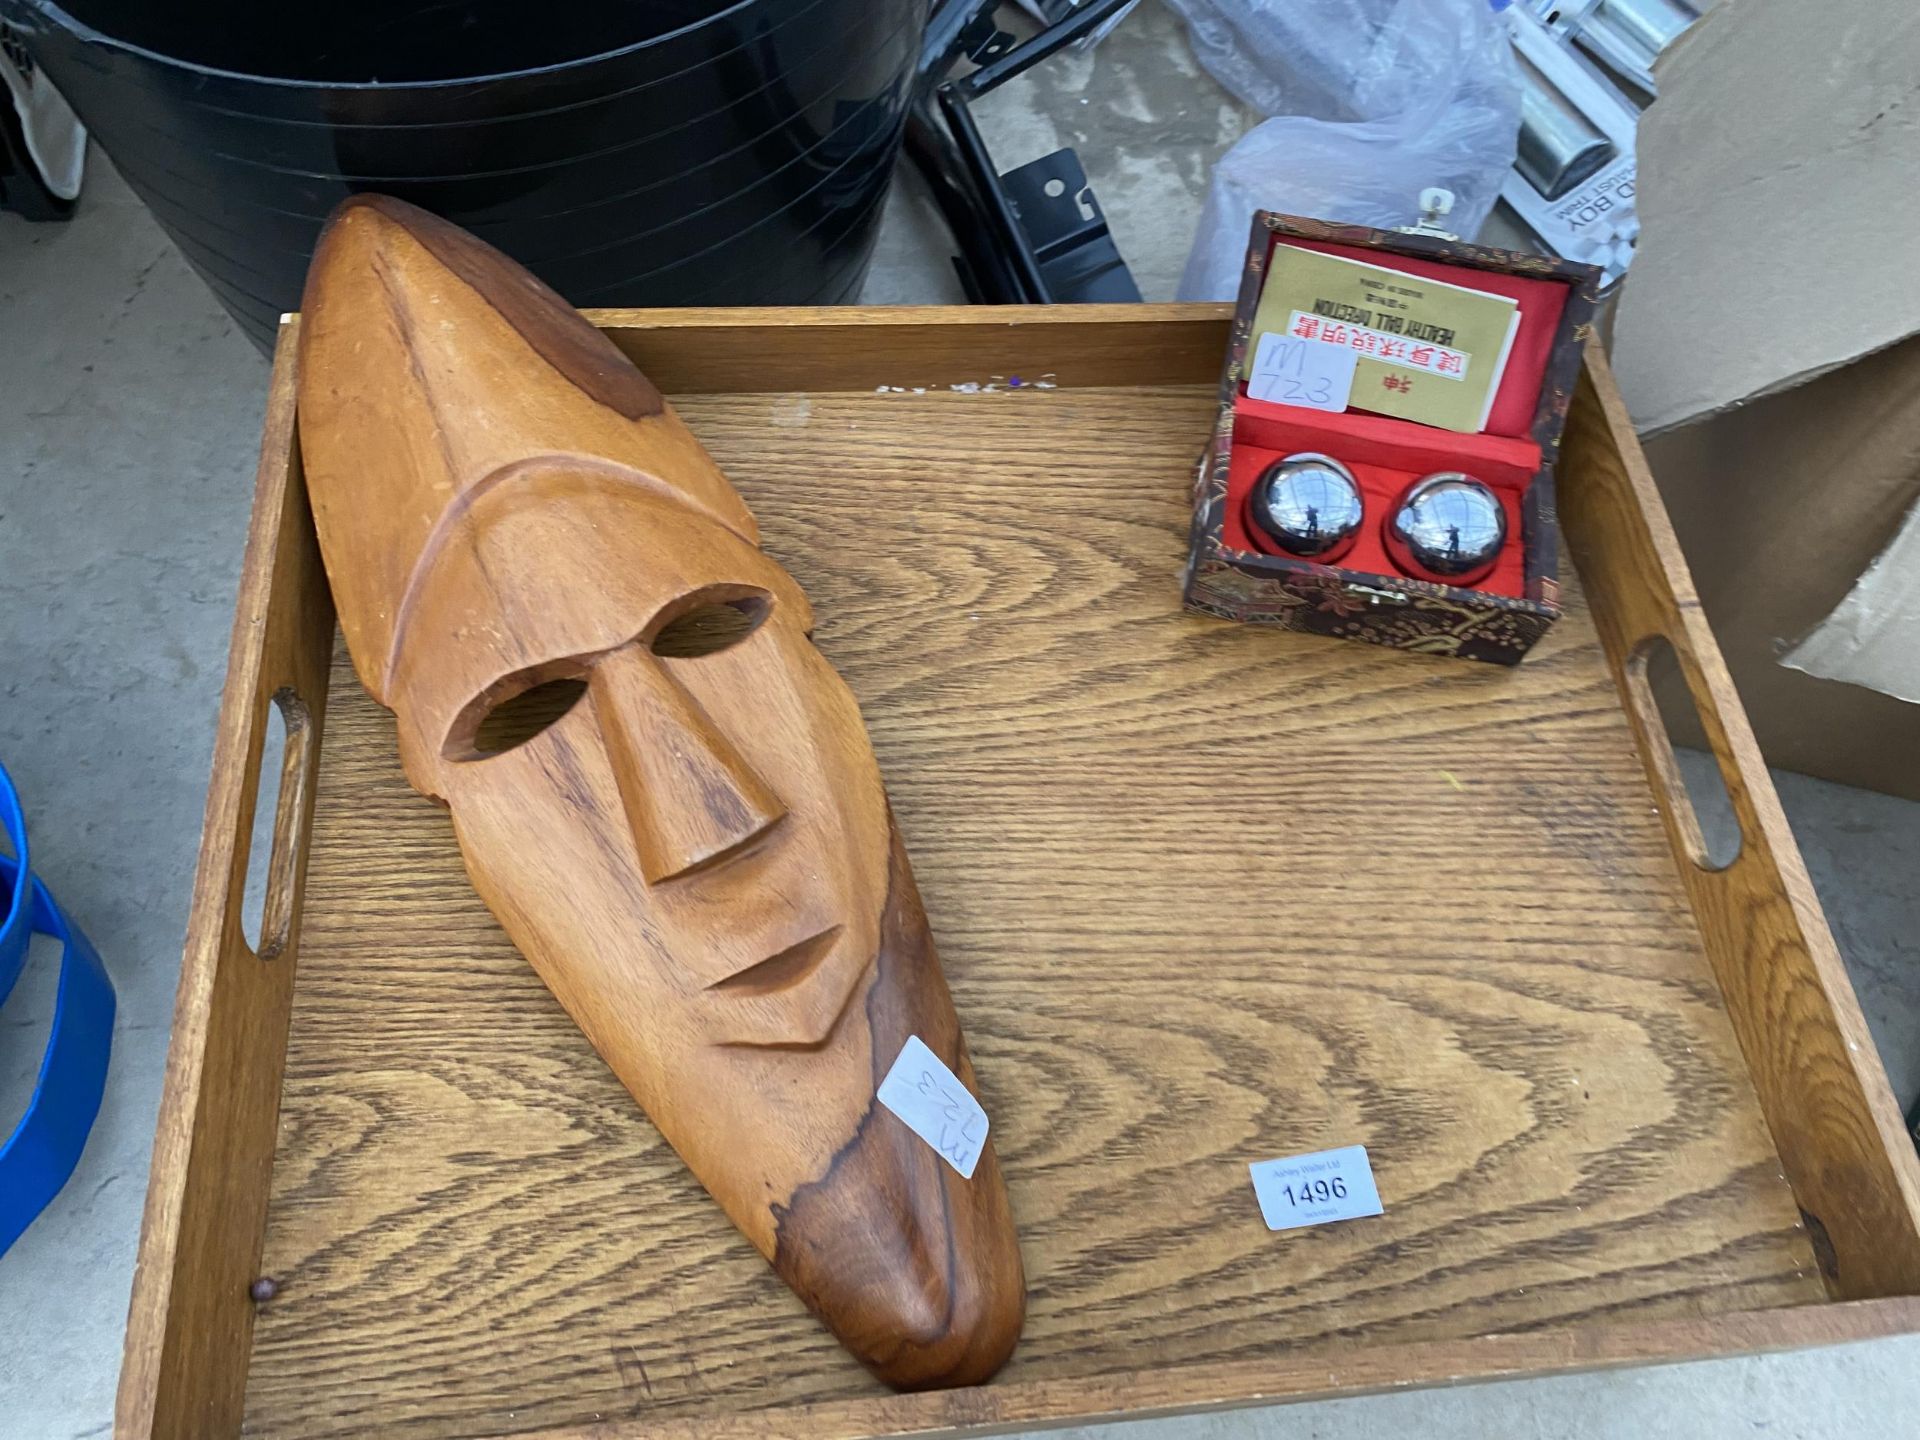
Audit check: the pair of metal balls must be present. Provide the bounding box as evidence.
[1248,453,1508,587]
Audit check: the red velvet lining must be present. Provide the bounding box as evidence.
[1218,231,1571,599]
[1221,401,1543,599]
[1272,236,1570,439]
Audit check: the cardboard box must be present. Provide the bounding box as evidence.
[1639,333,1920,799]
[1610,0,1920,795]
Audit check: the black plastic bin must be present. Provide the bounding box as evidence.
[2,0,924,350]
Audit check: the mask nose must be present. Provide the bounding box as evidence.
[589,647,786,882]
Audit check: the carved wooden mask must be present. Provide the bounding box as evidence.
[295,195,1023,1388]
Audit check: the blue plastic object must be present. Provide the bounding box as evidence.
[0,761,115,1256]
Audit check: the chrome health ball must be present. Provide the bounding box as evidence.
[1385,473,1508,586]
[1249,453,1364,562]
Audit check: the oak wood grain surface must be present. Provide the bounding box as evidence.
[243,381,1822,1440]
[514,1297,1920,1440]
[1560,347,1920,1299]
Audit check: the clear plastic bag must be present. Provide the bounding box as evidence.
[1173,0,1521,300]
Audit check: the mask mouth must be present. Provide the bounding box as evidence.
[708,925,844,999]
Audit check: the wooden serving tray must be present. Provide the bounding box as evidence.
[118,307,1920,1440]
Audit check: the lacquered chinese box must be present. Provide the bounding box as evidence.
[1182,211,1601,664]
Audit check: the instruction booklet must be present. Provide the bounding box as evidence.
[1250,247,1520,434]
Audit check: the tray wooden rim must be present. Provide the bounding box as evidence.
[116,304,1920,1440]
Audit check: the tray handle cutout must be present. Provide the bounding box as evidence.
[240,687,314,959]
[117,321,338,1440]
[1621,635,1743,872]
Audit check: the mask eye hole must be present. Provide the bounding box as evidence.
[469,676,588,757]
[650,593,770,659]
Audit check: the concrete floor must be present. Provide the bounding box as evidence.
[4,6,1920,1436]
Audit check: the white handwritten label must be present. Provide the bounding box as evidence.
[1249,1145,1383,1232]
[1247,332,1358,413]
[876,1035,989,1179]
